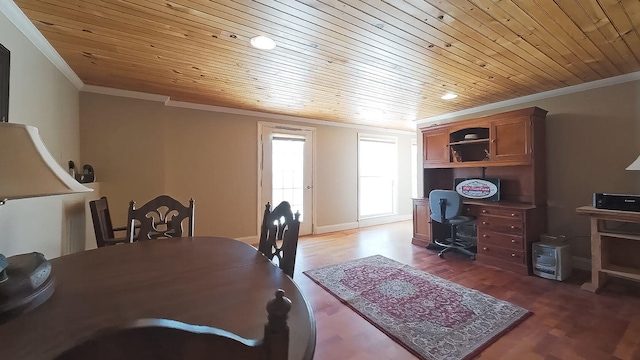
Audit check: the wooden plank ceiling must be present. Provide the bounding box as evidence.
[13,0,640,131]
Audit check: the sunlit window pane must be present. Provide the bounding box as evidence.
[358,136,397,218]
[272,134,305,222]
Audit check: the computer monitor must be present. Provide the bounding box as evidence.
[454,178,500,201]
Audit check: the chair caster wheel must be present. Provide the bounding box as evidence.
[438,253,444,259]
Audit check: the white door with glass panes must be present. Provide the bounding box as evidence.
[259,123,314,235]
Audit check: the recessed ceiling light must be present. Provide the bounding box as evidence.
[441,93,458,100]
[250,36,276,50]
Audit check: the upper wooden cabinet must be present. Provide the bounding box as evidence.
[491,116,531,163]
[422,129,448,165]
[420,107,546,168]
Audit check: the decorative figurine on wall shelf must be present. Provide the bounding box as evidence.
[451,148,462,162]
[75,164,95,183]
[68,160,95,183]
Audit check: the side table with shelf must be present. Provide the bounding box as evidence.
[576,206,640,293]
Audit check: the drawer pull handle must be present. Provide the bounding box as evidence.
[483,247,488,251]
[482,221,488,225]
[511,239,516,243]
[482,210,487,213]
[510,225,515,229]
[511,253,516,257]
[511,213,516,217]
[483,234,488,238]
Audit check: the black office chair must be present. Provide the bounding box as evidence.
[429,189,476,260]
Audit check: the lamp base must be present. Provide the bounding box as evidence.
[0,252,55,324]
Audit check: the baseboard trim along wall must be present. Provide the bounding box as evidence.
[315,214,413,234]
[315,222,360,234]
[358,214,412,228]
[234,235,258,245]
[572,256,591,271]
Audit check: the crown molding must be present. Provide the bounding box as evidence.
[416,70,640,126]
[81,84,415,134]
[0,1,83,90]
[166,99,416,134]
[81,84,170,102]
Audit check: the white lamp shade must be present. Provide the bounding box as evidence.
[627,155,640,171]
[0,122,92,200]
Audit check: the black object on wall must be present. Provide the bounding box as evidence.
[0,43,9,122]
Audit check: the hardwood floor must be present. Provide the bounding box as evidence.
[293,220,640,360]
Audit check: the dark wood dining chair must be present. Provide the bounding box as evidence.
[54,289,291,360]
[126,195,194,242]
[89,197,129,248]
[258,201,301,278]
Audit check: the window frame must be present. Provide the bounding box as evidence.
[0,43,9,122]
[357,133,398,220]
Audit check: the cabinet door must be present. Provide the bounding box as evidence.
[422,129,449,166]
[412,199,431,246]
[490,117,532,162]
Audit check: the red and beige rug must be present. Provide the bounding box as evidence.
[303,255,531,360]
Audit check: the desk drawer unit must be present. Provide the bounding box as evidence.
[478,217,523,235]
[480,230,524,251]
[475,205,541,275]
[477,215,525,265]
[478,207,523,220]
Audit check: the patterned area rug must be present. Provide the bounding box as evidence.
[304,255,531,360]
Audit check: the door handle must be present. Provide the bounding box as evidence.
[306,186,312,189]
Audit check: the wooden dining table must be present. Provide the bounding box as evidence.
[0,236,316,359]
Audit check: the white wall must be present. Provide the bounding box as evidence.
[0,10,82,259]
[79,93,416,240]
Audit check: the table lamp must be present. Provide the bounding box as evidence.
[627,155,640,170]
[0,122,92,322]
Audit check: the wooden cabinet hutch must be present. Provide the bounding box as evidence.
[413,107,548,275]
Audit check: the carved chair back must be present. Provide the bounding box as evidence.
[55,289,291,360]
[258,201,301,278]
[89,197,128,247]
[126,195,194,242]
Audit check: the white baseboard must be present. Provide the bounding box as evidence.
[315,222,359,234]
[358,214,411,228]
[314,214,412,234]
[572,256,591,271]
[234,235,258,245]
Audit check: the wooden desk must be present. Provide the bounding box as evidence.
[576,206,640,293]
[412,198,546,275]
[0,237,316,359]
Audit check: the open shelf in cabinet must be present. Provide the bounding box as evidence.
[449,139,490,146]
[600,233,640,278]
[449,127,490,163]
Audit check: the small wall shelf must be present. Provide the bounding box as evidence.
[449,139,489,146]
